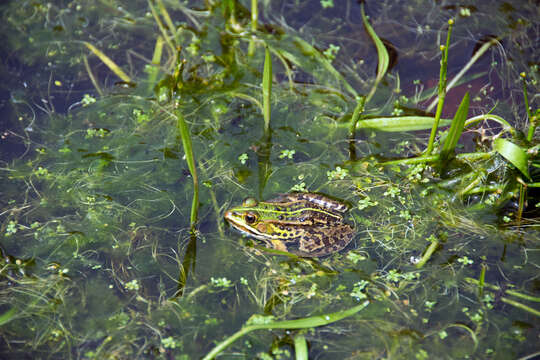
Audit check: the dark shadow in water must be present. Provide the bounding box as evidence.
[174,232,197,298]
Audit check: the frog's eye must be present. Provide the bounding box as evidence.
[242,197,257,207]
[244,212,258,224]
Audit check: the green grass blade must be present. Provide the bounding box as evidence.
[440,92,469,162]
[500,297,540,317]
[202,301,369,360]
[177,110,199,227]
[263,45,272,133]
[0,307,17,326]
[493,138,531,179]
[248,0,258,56]
[84,42,132,83]
[148,0,176,58]
[156,0,177,45]
[147,36,164,93]
[294,333,308,360]
[361,3,389,104]
[357,116,451,132]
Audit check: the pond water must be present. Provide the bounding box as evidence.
[0,0,538,359]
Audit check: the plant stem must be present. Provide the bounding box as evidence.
[501,297,540,317]
[248,0,258,56]
[478,264,486,298]
[426,19,454,155]
[416,240,439,268]
[263,45,272,134]
[426,37,499,113]
[465,278,540,302]
[177,110,199,229]
[202,301,369,360]
[522,73,537,142]
[294,333,308,360]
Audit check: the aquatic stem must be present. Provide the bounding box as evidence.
[426,37,499,113]
[477,264,486,298]
[156,0,177,45]
[426,19,454,155]
[202,302,369,360]
[294,333,308,360]
[147,36,164,94]
[361,3,389,106]
[501,297,540,317]
[349,2,388,147]
[248,0,258,57]
[263,45,272,134]
[465,277,540,303]
[415,239,439,269]
[522,73,537,142]
[83,55,104,97]
[177,109,199,229]
[84,42,132,83]
[148,0,176,58]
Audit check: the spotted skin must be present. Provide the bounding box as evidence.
[224,192,355,257]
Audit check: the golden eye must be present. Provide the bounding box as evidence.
[242,197,257,207]
[244,212,258,224]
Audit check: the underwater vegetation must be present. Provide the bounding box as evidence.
[0,0,538,359]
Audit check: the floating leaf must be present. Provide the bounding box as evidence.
[493,138,531,179]
[357,116,451,132]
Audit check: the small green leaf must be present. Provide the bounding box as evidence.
[357,116,451,132]
[441,92,469,161]
[493,138,531,179]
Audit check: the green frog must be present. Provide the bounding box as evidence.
[224,192,354,257]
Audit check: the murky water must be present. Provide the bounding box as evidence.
[1,1,538,358]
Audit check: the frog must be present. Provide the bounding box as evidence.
[224,192,354,257]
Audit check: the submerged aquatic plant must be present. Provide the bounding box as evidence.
[0,0,538,359]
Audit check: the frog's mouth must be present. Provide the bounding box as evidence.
[224,210,274,241]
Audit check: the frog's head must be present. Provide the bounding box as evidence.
[224,197,274,239]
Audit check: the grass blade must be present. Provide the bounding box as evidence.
[177,110,199,227]
[248,0,258,56]
[501,297,540,317]
[356,116,451,132]
[440,92,469,162]
[294,333,308,360]
[84,42,132,83]
[263,45,272,133]
[202,301,369,360]
[361,2,389,104]
[493,138,531,179]
[0,307,17,326]
[148,0,176,58]
[156,0,177,44]
[147,36,164,93]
